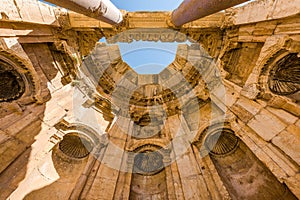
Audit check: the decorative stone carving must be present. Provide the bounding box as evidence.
[205,128,239,156]
[106,29,188,43]
[54,120,102,146]
[77,30,104,57]
[133,151,164,175]
[105,28,222,59]
[220,42,264,87]
[268,53,300,95]
[257,37,300,103]
[59,133,93,159]
[49,41,79,85]
[0,50,37,103]
[0,62,25,102]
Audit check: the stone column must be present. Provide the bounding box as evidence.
[69,143,106,200]
[171,0,250,26]
[44,0,123,24]
[113,153,134,199]
[192,145,231,200]
[82,118,131,199]
[161,149,177,200]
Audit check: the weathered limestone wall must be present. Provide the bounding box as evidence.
[0,38,55,198]
[0,0,299,199]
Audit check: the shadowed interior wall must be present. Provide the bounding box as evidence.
[130,170,168,199]
[129,151,168,199]
[206,130,297,200]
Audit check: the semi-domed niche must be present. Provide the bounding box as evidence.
[130,150,168,199]
[133,151,164,175]
[268,53,300,96]
[205,128,239,156]
[58,133,94,159]
[0,59,25,102]
[203,128,297,200]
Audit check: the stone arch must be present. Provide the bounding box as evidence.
[54,120,102,146]
[126,140,170,152]
[24,123,102,200]
[127,143,170,200]
[257,37,300,102]
[0,49,41,103]
[192,120,233,155]
[260,50,300,102]
[52,121,103,163]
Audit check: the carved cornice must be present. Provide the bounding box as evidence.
[49,41,79,84]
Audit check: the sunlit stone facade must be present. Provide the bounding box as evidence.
[0,0,299,199]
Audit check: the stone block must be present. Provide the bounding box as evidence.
[15,119,42,145]
[248,109,287,141]
[0,138,27,173]
[15,0,43,23]
[266,106,298,124]
[224,90,238,107]
[232,0,300,25]
[0,131,10,144]
[272,130,300,166]
[5,112,40,137]
[282,102,300,117]
[296,119,300,128]
[38,1,58,25]
[286,125,300,138]
[235,97,262,115]
[230,103,253,123]
[0,0,22,21]
[285,174,300,199]
[263,143,298,177]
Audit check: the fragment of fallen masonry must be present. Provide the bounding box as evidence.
[0,0,299,199]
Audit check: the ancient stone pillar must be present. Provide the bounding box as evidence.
[171,0,250,26]
[44,0,123,24]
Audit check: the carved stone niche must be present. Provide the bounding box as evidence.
[202,128,297,200]
[0,60,25,102]
[129,145,168,200]
[58,133,94,159]
[53,120,103,160]
[268,53,300,99]
[0,50,36,103]
[133,150,164,175]
[220,42,264,87]
[258,38,300,103]
[259,50,300,104]
[204,128,239,156]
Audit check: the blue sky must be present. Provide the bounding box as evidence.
[111,0,182,11]
[99,38,189,74]
[117,41,184,74]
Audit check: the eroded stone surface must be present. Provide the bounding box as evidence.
[0,0,299,199]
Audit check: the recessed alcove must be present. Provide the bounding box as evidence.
[0,59,25,102]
